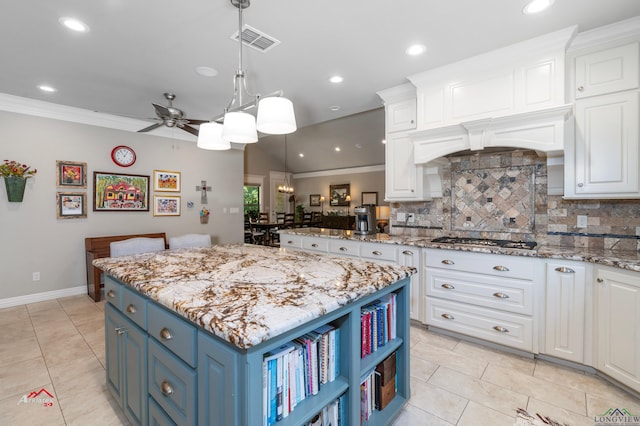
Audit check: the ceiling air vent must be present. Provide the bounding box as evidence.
[231,25,280,53]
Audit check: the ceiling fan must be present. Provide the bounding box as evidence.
[137,93,208,136]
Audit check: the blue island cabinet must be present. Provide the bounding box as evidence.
[104,275,410,426]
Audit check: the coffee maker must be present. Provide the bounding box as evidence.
[353,205,377,235]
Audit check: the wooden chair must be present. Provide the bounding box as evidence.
[169,233,211,249]
[311,211,322,226]
[302,212,312,227]
[258,212,269,223]
[270,212,286,245]
[283,213,295,229]
[245,214,266,245]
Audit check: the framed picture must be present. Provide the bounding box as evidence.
[56,160,86,188]
[93,171,150,212]
[153,195,181,216]
[153,169,181,192]
[56,192,87,219]
[361,191,378,206]
[329,184,350,206]
[309,194,321,206]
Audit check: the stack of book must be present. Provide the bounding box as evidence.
[360,293,397,358]
[360,352,397,422]
[262,324,340,426]
[305,395,344,426]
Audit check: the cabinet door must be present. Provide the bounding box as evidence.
[544,262,586,363]
[105,305,123,402]
[570,91,639,198]
[575,42,639,99]
[386,99,416,132]
[398,247,420,321]
[385,133,424,200]
[596,267,640,392]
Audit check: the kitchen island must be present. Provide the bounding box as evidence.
[94,244,415,426]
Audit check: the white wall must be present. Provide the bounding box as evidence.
[0,110,244,300]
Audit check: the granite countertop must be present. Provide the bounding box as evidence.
[279,228,640,272]
[93,244,415,349]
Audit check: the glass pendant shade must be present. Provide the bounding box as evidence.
[222,111,258,143]
[197,122,231,150]
[256,97,297,135]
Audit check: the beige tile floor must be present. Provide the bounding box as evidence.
[1,295,638,425]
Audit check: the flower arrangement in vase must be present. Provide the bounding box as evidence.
[200,208,210,224]
[1,160,37,202]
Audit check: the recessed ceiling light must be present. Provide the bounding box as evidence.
[298,153,304,158]
[405,44,427,56]
[335,147,341,152]
[522,0,555,14]
[196,66,218,77]
[38,85,57,93]
[59,17,90,32]
[381,139,386,144]
[329,75,343,84]
[355,144,362,149]
[329,106,341,112]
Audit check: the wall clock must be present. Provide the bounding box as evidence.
[111,145,136,167]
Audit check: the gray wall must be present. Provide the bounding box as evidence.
[0,110,244,300]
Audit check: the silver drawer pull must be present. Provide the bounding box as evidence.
[126,304,137,314]
[160,327,173,341]
[339,247,348,251]
[597,278,604,283]
[107,290,116,298]
[441,259,455,265]
[402,250,414,255]
[493,292,509,299]
[115,327,127,335]
[311,243,318,248]
[371,250,382,256]
[161,380,173,397]
[441,283,455,290]
[441,313,455,320]
[287,240,293,244]
[493,265,509,272]
[493,326,509,333]
[555,267,575,274]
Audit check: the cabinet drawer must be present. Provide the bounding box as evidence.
[424,249,534,280]
[425,268,533,315]
[148,303,197,368]
[302,237,328,252]
[280,234,302,249]
[148,339,196,426]
[360,242,397,263]
[328,239,360,257]
[425,298,533,352]
[149,395,177,426]
[104,276,123,308]
[122,287,147,330]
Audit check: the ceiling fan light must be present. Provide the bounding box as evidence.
[197,122,231,150]
[222,111,258,143]
[256,97,297,135]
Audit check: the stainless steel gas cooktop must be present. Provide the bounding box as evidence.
[431,237,537,250]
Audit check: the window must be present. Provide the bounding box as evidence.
[244,185,260,220]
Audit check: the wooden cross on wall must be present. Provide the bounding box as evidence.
[196,180,212,204]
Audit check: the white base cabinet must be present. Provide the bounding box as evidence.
[543,261,588,363]
[596,266,640,391]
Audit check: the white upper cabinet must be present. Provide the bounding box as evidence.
[575,42,639,99]
[386,98,416,133]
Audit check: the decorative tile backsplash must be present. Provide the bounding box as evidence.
[390,149,640,251]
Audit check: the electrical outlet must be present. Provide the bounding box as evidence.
[397,212,406,222]
[407,213,415,223]
[32,272,40,281]
[577,215,588,228]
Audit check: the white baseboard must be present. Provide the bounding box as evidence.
[0,286,87,309]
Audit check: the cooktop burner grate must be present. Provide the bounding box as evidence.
[431,237,537,250]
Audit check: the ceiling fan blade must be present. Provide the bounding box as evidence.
[179,124,199,136]
[152,103,171,118]
[184,119,209,125]
[138,123,163,133]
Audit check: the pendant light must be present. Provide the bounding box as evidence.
[197,122,231,150]
[278,135,294,194]
[199,0,296,150]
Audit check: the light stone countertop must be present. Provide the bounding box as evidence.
[279,228,640,272]
[93,244,415,349]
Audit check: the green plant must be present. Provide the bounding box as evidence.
[0,160,37,178]
[295,204,305,222]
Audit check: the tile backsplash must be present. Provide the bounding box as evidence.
[390,149,640,251]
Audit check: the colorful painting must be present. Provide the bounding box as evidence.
[56,192,87,219]
[56,160,86,188]
[153,170,181,192]
[93,172,149,211]
[153,195,181,216]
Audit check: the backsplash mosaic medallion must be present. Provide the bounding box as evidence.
[452,165,535,233]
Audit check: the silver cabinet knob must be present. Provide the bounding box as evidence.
[555,267,575,273]
[577,86,584,92]
[287,240,293,244]
[401,250,413,255]
[493,292,509,299]
[441,259,455,265]
[161,380,173,397]
[311,243,318,248]
[115,327,127,336]
[493,325,509,333]
[441,283,455,290]
[577,183,584,188]
[597,278,604,283]
[160,327,173,341]
[126,304,137,314]
[372,251,382,256]
[441,313,455,320]
[493,265,509,272]
[107,290,116,298]
[339,247,348,251]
